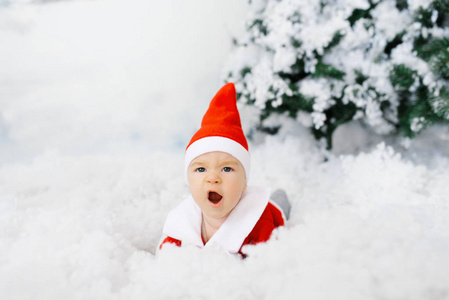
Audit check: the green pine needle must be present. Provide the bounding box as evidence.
[389,65,418,89]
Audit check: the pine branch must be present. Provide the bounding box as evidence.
[429,86,449,120]
[416,38,449,61]
[432,0,449,27]
[311,62,346,81]
[414,7,435,28]
[389,64,417,90]
[416,38,449,79]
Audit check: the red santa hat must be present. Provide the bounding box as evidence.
[184,82,250,182]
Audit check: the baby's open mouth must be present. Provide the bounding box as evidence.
[208,191,223,204]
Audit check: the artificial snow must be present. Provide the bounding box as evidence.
[1,0,449,300]
[1,131,449,300]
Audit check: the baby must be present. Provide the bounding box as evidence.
[158,83,287,257]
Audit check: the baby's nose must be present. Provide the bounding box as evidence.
[206,172,221,184]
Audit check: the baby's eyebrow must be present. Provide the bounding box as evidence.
[189,161,206,169]
[220,160,239,166]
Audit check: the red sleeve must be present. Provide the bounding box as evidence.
[241,202,285,248]
[159,236,182,250]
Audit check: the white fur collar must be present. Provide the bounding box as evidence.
[162,186,270,253]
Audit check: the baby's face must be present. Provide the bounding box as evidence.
[187,151,247,222]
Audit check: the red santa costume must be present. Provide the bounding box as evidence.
[158,83,285,256]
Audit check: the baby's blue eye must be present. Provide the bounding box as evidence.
[222,167,232,172]
[196,167,206,172]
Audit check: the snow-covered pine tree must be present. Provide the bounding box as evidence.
[224,0,449,149]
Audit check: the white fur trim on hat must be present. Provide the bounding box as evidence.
[184,136,250,183]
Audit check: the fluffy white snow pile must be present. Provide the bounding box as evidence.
[1,1,449,299]
[1,131,449,299]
